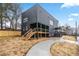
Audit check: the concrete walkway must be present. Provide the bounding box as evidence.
[26,37,60,56]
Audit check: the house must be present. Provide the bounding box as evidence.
[21,4,58,38]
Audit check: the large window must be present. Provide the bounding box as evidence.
[30,22,49,32]
[30,23,37,29]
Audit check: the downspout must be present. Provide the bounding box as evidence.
[36,6,38,39]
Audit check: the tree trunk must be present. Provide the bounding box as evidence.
[10,20,14,30]
[0,17,3,29]
[15,19,17,30]
[5,20,6,29]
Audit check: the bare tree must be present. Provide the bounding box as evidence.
[11,3,21,30]
[0,3,21,30]
[0,3,13,29]
[5,3,21,30]
[0,4,6,29]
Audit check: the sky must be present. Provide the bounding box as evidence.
[21,3,79,28]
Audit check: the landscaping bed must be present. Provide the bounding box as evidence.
[61,35,76,41]
[0,37,48,56]
[50,41,79,56]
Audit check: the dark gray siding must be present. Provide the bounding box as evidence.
[22,5,37,24]
[22,4,58,34]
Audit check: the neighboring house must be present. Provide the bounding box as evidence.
[52,26,74,36]
[60,26,74,35]
[21,4,58,38]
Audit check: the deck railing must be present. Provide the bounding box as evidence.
[22,28,49,37]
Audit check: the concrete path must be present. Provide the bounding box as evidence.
[26,37,60,56]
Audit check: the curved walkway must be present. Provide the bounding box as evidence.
[26,37,60,56]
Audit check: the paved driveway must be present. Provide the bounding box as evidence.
[26,37,60,56]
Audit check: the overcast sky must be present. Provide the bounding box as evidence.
[21,3,79,27]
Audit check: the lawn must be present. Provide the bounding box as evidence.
[0,30,21,37]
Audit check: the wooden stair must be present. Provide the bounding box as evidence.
[22,28,49,40]
[22,28,36,40]
[25,31,36,40]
